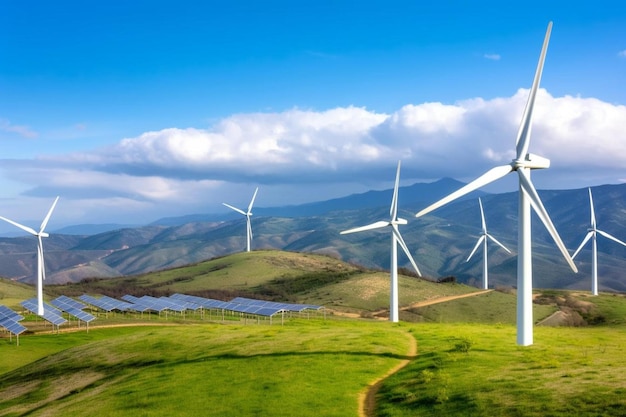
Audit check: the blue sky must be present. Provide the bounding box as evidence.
[1,1,625,228]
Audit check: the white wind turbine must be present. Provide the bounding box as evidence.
[340,161,422,323]
[0,197,59,316]
[466,198,511,290]
[572,188,626,296]
[415,22,577,346]
[223,187,258,252]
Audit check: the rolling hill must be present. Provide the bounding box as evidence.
[0,179,625,293]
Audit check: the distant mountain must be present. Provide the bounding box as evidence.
[152,177,485,226]
[54,223,139,235]
[0,179,625,293]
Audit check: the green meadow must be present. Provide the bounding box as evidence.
[2,251,626,416]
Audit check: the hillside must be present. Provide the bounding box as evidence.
[0,180,625,293]
[49,250,478,319]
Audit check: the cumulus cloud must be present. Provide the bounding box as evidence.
[19,91,626,187]
[2,91,626,224]
[0,118,38,139]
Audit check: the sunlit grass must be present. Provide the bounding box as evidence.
[0,320,412,417]
[377,323,626,416]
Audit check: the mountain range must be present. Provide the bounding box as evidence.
[1,177,626,293]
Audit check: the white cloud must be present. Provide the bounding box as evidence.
[0,118,38,139]
[484,53,501,61]
[2,91,626,224]
[618,50,626,58]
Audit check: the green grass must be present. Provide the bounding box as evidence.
[3,251,626,416]
[377,323,626,416]
[0,320,412,417]
[404,290,558,325]
[0,278,36,309]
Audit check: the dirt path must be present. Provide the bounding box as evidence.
[358,331,417,417]
[366,289,493,318]
[401,289,493,310]
[356,289,492,416]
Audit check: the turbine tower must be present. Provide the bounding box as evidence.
[572,188,626,296]
[340,161,422,323]
[223,187,258,252]
[466,198,511,290]
[415,22,577,346]
[0,197,59,316]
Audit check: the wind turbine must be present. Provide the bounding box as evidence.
[466,198,511,290]
[572,188,626,296]
[340,161,422,323]
[415,22,577,346]
[223,187,258,252]
[0,197,59,316]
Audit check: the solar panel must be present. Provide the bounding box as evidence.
[50,297,96,323]
[55,295,88,310]
[162,296,202,311]
[79,294,133,312]
[0,305,24,321]
[21,299,67,326]
[0,317,27,335]
[122,295,168,312]
[168,294,286,317]
[230,297,323,312]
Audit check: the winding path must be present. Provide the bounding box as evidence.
[358,331,417,417]
[357,289,492,416]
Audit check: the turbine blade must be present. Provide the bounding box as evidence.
[515,22,552,160]
[572,231,594,259]
[223,203,246,216]
[466,236,485,262]
[340,221,390,235]
[518,168,578,272]
[392,226,422,276]
[0,215,38,236]
[247,187,259,214]
[597,229,626,248]
[478,198,486,233]
[415,165,513,218]
[486,234,512,254]
[390,161,401,220]
[588,188,596,228]
[40,196,59,233]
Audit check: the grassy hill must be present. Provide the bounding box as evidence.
[2,250,626,416]
[48,250,477,319]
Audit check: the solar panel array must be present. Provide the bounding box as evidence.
[0,305,26,335]
[79,294,135,312]
[76,293,321,318]
[231,297,323,313]
[121,295,184,313]
[170,294,286,317]
[50,296,96,323]
[21,299,67,326]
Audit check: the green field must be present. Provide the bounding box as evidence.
[2,250,626,416]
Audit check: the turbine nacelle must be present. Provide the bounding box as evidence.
[512,153,551,170]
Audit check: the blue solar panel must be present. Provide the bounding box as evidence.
[50,297,96,323]
[230,297,322,312]
[21,299,67,326]
[79,294,134,312]
[122,295,168,312]
[168,294,286,317]
[0,305,24,321]
[0,317,26,335]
